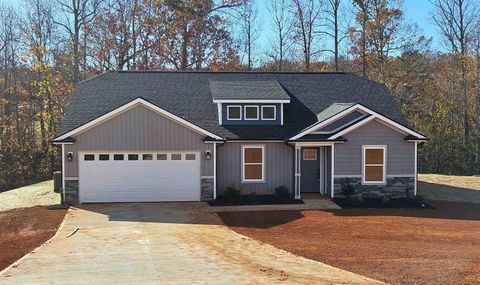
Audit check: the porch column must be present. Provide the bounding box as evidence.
[294,146,301,199]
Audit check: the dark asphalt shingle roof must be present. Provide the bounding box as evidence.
[210,80,290,101]
[59,71,410,140]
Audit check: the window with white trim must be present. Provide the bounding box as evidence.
[362,146,386,184]
[261,105,276,120]
[227,105,241,120]
[244,106,259,120]
[242,146,264,182]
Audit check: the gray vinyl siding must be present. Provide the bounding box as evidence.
[334,120,415,176]
[64,105,213,177]
[221,103,281,125]
[217,142,294,195]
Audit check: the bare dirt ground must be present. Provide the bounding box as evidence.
[220,200,480,285]
[0,180,60,211]
[0,206,67,271]
[419,174,480,203]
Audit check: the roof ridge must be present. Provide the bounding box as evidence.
[115,70,348,75]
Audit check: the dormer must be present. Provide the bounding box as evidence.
[210,81,290,125]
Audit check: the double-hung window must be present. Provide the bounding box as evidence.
[362,145,386,184]
[242,145,264,182]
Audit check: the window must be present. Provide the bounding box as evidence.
[261,105,276,120]
[128,154,139,160]
[99,154,110,161]
[362,146,386,184]
[84,154,95,161]
[157,154,167,160]
[244,106,259,120]
[113,154,124,160]
[171,154,181,160]
[227,105,242,120]
[242,146,264,182]
[303,149,317,160]
[185,154,196,160]
[142,154,153,160]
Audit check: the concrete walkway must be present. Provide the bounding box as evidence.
[0,203,382,285]
[210,198,340,212]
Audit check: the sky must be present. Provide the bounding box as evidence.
[251,0,444,62]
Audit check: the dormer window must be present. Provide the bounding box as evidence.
[227,105,242,120]
[210,80,290,126]
[261,105,276,120]
[244,106,259,120]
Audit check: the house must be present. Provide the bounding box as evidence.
[52,71,427,204]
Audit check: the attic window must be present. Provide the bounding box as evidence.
[227,105,241,120]
[244,106,259,120]
[261,105,276,120]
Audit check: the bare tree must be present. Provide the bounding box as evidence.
[266,0,293,71]
[238,0,260,70]
[322,0,346,71]
[431,0,479,142]
[54,0,103,83]
[291,0,323,71]
[351,0,371,77]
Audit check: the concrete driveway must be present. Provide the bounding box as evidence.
[0,203,382,285]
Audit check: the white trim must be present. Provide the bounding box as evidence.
[290,104,426,140]
[291,142,338,147]
[213,142,217,199]
[212,99,290,104]
[261,105,276,120]
[61,144,66,203]
[386,174,415,178]
[244,105,259,120]
[54,98,223,141]
[52,142,74,145]
[294,147,301,199]
[331,144,335,198]
[241,145,265,183]
[329,116,375,139]
[200,176,214,179]
[414,141,418,196]
[333,175,362,178]
[217,103,223,125]
[64,177,79,180]
[226,105,242,120]
[280,103,284,125]
[302,149,317,160]
[362,145,387,185]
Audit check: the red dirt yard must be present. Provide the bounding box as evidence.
[0,206,67,271]
[219,200,480,285]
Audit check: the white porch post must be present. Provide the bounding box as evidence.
[331,143,335,198]
[61,144,66,203]
[294,146,301,199]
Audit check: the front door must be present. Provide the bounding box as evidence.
[300,148,320,193]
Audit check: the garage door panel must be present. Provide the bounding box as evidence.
[79,151,201,202]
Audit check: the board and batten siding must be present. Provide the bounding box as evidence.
[334,119,415,176]
[216,142,294,195]
[64,105,213,177]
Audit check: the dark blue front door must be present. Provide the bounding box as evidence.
[300,148,320,193]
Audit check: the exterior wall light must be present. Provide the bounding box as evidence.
[67,152,74,161]
[205,150,212,160]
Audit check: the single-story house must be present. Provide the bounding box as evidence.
[52,71,427,204]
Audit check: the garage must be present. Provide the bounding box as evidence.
[78,151,201,203]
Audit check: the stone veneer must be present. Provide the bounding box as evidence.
[201,178,214,201]
[334,177,415,199]
[64,179,79,204]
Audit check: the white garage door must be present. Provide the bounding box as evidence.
[79,151,201,203]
